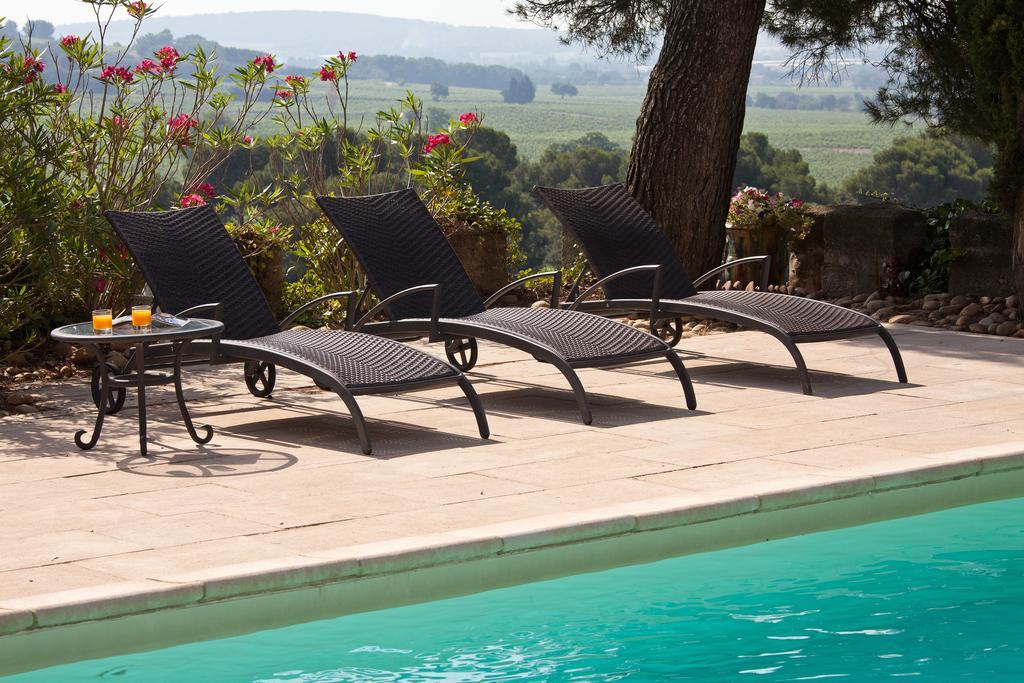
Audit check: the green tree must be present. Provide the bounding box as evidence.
[501,74,536,103]
[24,19,53,39]
[733,132,828,201]
[551,82,578,98]
[767,0,1024,307]
[429,82,449,101]
[514,0,766,277]
[842,134,992,208]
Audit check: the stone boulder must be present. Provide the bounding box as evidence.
[948,211,1014,297]
[788,204,826,292]
[821,204,927,297]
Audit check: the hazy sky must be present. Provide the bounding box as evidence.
[0,0,526,28]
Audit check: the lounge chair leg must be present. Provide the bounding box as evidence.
[877,326,908,383]
[778,336,813,395]
[457,375,490,439]
[665,351,698,410]
[336,389,373,455]
[552,359,592,425]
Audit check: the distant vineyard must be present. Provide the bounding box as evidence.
[247,80,906,188]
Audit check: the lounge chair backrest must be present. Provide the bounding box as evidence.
[534,184,698,300]
[317,190,486,319]
[104,206,280,340]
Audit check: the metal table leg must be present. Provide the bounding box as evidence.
[74,344,108,450]
[173,341,213,444]
[135,342,148,457]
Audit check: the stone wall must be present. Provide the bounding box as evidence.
[448,230,511,296]
[948,211,1014,297]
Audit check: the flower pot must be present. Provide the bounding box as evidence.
[725,220,790,287]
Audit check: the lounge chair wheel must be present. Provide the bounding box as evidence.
[91,363,126,415]
[652,318,684,347]
[444,337,478,372]
[244,360,276,397]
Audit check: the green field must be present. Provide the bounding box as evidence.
[256,80,909,188]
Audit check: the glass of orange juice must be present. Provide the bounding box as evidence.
[92,308,113,335]
[131,305,153,332]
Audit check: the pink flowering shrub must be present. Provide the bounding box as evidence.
[726,186,813,243]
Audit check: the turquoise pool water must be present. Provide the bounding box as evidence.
[9,497,1024,681]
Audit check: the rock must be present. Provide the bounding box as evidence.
[888,314,917,324]
[936,304,962,316]
[949,295,972,307]
[978,316,994,327]
[289,324,313,331]
[1008,295,1019,311]
[59,365,75,378]
[1009,310,1019,321]
[2,392,36,406]
[989,312,1007,324]
[979,296,992,305]
[852,293,870,303]
[922,300,941,311]
[833,297,854,308]
[1016,329,1024,338]
[744,281,756,291]
[872,306,899,319]
[960,303,984,317]
[865,300,887,313]
[722,280,733,290]
[70,347,93,365]
[530,299,550,308]
[865,290,881,303]
[14,404,39,414]
[955,316,974,327]
[968,323,988,333]
[995,321,1017,336]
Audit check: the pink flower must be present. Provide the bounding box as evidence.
[192,182,215,199]
[93,278,108,293]
[99,65,133,84]
[242,135,254,144]
[53,83,68,94]
[422,132,450,154]
[126,1,149,19]
[135,58,162,75]
[275,89,293,100]
[155,46,180,71]
[284,74,307,86]
[60,35,80,48]
[458,112,478,124]
[252,55,275,74]
[319,66,337,82]
[791,199,805,208]
[180,194,206,208]
[269,225,281,234]
[167,113,197,145]
[340,50,357,62]
[22,56,45,83]
[112,115,127,127]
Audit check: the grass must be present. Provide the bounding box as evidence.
[253,79,911,188]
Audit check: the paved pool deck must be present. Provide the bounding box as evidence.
[1,324,1023,660]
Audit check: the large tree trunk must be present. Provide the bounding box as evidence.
[627,0,766,280]
[1014,96,1024,317]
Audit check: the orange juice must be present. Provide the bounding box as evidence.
[131,305,152,330]
[92,309,113,334]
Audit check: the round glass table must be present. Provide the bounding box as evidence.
[51,318,224,456]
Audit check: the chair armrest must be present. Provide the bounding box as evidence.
[483,270,563,309]
[175,303,223,320]
[353,284,443,342]
[279,291,358,329]
[567,265,663,313]
[693,255,771,291]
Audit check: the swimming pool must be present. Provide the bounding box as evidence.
[9,495,1022,681]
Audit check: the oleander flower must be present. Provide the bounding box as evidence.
[319,66,337,82]
[422,132,450,154]
[252,54,276,74]
[458,112,478,124]
[192,182,216,199]
[275,89,293,100]
[167,113,198,144]
[99,65,134,84]
[126,1,149,19]
[53,83,68,93]
[180,194,206,208]
[242,135,254,144]
[342,50,357,62]
[284,74,307,87]
[155,46,180,71]
[60,35,80,48]
[111,115,127,127]
[135,58,162,75]
[22,56,45,83]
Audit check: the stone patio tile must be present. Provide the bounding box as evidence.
[858,422,1021,453]
[211,490,418,529]
[702,392,950,430]
[766,443,919,469]
[91,511,277,549]
[0,500,160,542]
[95,483,256,516]
[389,473,542,505]
[886,378,1024,402]
[77,536,295,580]
[638,458,847,497]
[0,563,128,601]
[0,529,147,572]
[213,459,425,495]
[480,451,677,489]
[615,440,783,468]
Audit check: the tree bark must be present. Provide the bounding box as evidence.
[627,0,766,281]
[1014,95,1024,316]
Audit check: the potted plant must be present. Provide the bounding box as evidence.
[725,187,813,287]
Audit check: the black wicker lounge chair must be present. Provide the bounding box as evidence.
[533,183,908,395]
[315,189,696,424]
[103,206,489,454]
